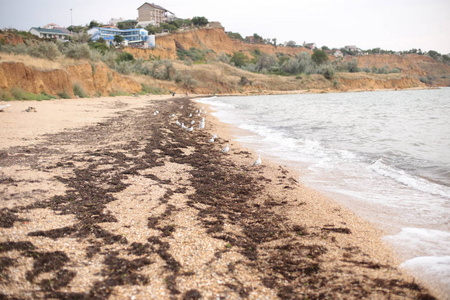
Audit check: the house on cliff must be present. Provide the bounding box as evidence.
[29,27,70,41]
[137,2,175,27]
[87,27,155,48]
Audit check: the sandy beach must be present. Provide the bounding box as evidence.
[0,95,438,299]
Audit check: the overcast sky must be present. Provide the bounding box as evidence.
[1,0,449,53]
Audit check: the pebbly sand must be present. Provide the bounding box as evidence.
[0,95,439,299]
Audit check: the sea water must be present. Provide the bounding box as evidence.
[197,88,450,297]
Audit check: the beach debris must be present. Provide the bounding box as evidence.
[153,110,159,115]
[221,144,229,153]
[0,104,11,112]
[252,155,262,166]
[25,107,37,113]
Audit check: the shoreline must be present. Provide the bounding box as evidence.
[0,95,439,298]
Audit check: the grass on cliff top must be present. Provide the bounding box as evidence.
[0,52,78,71]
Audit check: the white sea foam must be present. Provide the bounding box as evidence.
[369,159,450,199]
[400,256,450,299]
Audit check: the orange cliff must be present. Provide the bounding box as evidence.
[0,61,141,97]
[126,27,311,60]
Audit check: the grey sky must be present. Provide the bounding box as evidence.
[0,0,449,53]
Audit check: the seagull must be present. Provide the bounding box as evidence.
[221,144,229,153]
[191,120,195,125]
[186,126,194,132]
[0,104,11,112]
[170,114,176,118]
[181,123,187,129]
[153,110,159,115]
[208,134,217,143]
[175,120,181,126]
[252,155,262,165]
[199,117,205,129]
[189,113,193,118]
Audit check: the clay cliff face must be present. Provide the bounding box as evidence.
[345,54,450,86]
[127,28,310,60]
[0,61,141,97]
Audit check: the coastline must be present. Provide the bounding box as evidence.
[0,95,439,299]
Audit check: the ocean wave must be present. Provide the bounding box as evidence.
[369,158,450,199]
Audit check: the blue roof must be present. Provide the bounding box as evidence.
[93,27,147,33]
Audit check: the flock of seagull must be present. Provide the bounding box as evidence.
[158,104,262,166]
[0,101,262,165]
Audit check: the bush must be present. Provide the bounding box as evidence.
[11,87,26,100]
[255,53,277,73]
[0,88,13,100]
[216,52,230,64]
[150,59,176,80]
[311,49,329,65]
[0,43,28,55]
[64,43,91,59]
[239,76,252,86]
[140,84,166,95]
[321,65,336,79]
[116,51,134,63]
[27,42,61,61]
[101,51,118,67]
[10,87,56,100]
[174,72,198,89]
[347,59,360,73]
[73,83,88,98]
[230,52,249,67]
[58,90,71,99]
[419,76,430,84]
[191,16,209,27]
[177,47,210,63]
[114,60,134,75]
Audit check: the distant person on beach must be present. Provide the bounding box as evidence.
[185,92,189,97]
[172,92,175,97]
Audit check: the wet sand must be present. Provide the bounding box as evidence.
[0,95,438,299]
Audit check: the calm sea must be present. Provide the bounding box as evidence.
[197,88,450,297]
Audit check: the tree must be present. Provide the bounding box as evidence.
[230,51,249,67]
[311,49,329,65]
[114,34,124,44]
[227,32,244,40]
[256,53,277,72]
[427,50,441,60]
[321,45,330,51]
[89,20,101,29]
[253,33,264,44]
[191,16,209,27]
[286,41,296,47]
